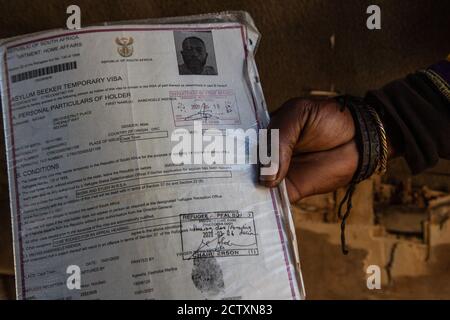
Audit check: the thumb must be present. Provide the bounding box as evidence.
[260,99,312,187]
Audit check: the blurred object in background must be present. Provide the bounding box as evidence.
[0,275,15,300]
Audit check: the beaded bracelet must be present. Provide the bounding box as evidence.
[335,95,387,254]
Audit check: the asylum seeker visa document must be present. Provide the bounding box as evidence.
[0,18,304,299]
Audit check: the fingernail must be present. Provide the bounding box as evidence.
[259,174,277,182]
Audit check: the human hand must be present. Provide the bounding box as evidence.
[260,98,359,203]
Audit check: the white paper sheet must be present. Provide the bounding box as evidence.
[0,13,304,300]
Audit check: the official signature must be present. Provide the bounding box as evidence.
[183,103,219,122]
[187,224,257,259]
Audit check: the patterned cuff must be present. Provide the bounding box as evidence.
[419,59,450,102]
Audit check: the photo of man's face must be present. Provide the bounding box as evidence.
[176,32,217,76]
[181,37,208,74]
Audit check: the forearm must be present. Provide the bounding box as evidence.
[365,59,450,174]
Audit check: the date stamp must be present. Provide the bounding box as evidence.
[170,89,240,127]
[180,211,258,260]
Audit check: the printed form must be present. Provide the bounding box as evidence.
[0,19,303,299]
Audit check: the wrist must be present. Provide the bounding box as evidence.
[363,95,403,161]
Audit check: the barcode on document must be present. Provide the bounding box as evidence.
[11,61,77,83]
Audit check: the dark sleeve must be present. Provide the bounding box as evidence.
[365,60,450,174]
